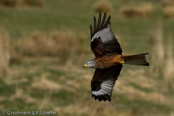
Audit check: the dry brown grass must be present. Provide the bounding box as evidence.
[54,98,129,116]
[163,36,174,89]
[161,0,174,18]
[170,112,174,116]
[0,0,44,8]
[120,3,153,18]
[10,86,36,104]
[32,76,61,91]
[161,0,174,8]
[150,22,164,76]
[163,6,174,19]
[121,69,174,107]
[10,31,86,65]
[93,0,112,13]
[0,30,86,75]
[24,0,43,7]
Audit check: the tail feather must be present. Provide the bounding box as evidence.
[121,53,150,66]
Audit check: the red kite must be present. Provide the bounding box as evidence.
[84,13,149,102]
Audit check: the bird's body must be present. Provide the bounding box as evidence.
[90,53,123,69]
[86,52,149,69]
[84,13,150,102]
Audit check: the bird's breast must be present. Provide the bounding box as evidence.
[94,54,123,69]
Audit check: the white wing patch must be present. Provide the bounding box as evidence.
[91,25,114,43]
[92,80,115,96]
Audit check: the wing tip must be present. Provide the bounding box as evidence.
[92,94,111,102]
[90,12,111,39]
[99,12,101,17]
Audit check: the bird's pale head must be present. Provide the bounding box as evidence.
[84,59,95,68]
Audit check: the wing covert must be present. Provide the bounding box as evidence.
[90,13,122,57]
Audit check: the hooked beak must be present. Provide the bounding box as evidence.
[84,64,88,67]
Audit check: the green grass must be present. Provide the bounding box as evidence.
[0,0,174,116]
[128,82,153,93]
[0,57,173,116]
[0,0,173,53]
[113,93,173,116]
[0,79,15,96]
[50,90,77,106]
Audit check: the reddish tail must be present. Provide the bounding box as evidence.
[121,53,150,66]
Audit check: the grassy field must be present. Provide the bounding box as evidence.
[0,0,174,116]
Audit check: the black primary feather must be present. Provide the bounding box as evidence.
[90,12,111,39]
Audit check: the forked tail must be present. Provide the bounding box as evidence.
[121,53,150,66]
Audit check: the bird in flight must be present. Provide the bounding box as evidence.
[84,13,150,102]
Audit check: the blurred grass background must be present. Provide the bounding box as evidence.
[0,0,174,116]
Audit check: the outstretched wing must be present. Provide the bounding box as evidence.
[91,64,122,101]
[90,13,122,57]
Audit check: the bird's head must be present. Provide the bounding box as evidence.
[84,59,95,68]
